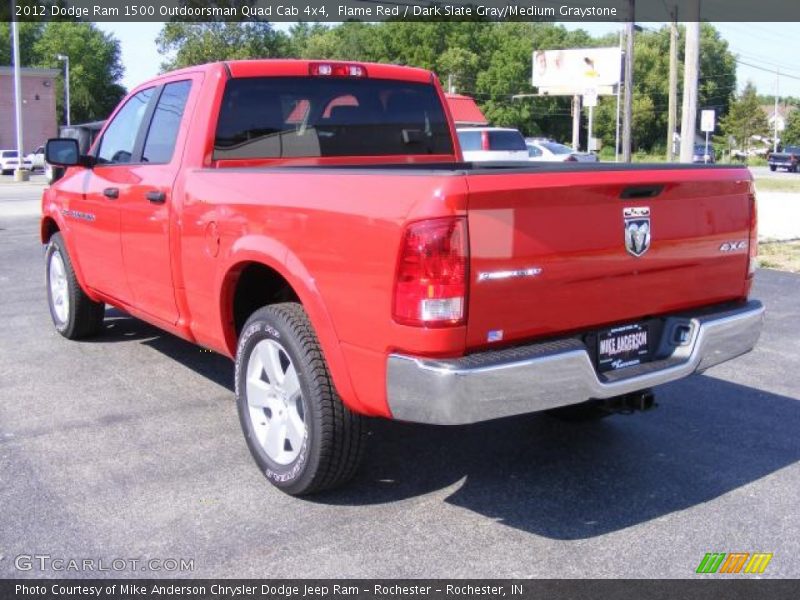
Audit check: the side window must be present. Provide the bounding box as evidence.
[142,80,192,164]
[528,145,542,157]
[96,87,154,164]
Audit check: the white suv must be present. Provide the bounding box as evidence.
[0,150,32,174]
[456,127,529,162]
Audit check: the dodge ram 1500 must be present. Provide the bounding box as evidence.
[42,60,764,495]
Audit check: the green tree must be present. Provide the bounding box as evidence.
[156,23,289,70]
[438,47,479,93]
[719,82,770,158]
[0,22,43,66]
[285,22,329,58]
[593,23,736,153]
[782,109,800,146]
[154,21,737,149]
[1,22,126,124]
[32,22,126,123]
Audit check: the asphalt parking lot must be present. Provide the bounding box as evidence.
[1,179,799,579]
[750,165,800,180]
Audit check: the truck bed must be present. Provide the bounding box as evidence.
[207,161,753,351]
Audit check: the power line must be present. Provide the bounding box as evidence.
[735,58,800,82]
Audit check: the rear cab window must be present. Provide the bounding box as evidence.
[213,77,454,160]
[488,131,526,151]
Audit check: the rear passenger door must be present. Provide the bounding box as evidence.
[118,78,196,325]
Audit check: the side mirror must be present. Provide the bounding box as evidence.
[45,138,92,168]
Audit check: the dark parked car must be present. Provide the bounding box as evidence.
[767,145,800,172]
[692,144,715,164]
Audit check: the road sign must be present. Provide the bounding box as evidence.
[701,109,715,132]
[583,88,598,108]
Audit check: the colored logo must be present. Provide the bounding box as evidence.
[696,552,773,574]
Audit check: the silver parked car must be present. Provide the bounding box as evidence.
[526,139,598,163]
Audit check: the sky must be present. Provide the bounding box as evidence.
[97,21,800,99]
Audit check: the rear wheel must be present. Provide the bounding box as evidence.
[45,233,105,339]
[235,303,366,495]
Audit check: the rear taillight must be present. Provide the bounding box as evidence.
[393,217,468,327]
[309,62,367,78]
[565,155,578,162]
[480,131,490,151]
[747,192,758,279]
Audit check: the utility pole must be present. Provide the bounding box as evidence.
[679,4,700,163]
[622,0,635,162]
[774,69,780,152]
[666,7,678,161]
[12,13,28,182]
[572,95,581,151]
[447,73,455,94]
[615,29,623,162]
[57,54,71,127]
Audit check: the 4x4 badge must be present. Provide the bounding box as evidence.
[623,206,651,257]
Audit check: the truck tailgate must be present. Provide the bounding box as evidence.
[465,167,753,349]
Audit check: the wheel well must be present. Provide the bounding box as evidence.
[230,262,300,338]
[41,217,59,244]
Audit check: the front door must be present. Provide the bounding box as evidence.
[118,79,194,325]
[75,86,157,303]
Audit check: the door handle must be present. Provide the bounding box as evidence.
[620,185,664,199]
[103,187,119,199]
[146,190,166,204]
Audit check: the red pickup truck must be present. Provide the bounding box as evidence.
[42,60,764,495]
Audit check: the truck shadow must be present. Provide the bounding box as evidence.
[318,375,800,540]
[91,310,800,541]
[93,309,234,391]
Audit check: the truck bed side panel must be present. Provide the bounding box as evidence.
[465,167,752,349]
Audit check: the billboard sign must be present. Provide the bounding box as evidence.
[701,109,715,132]
[532,47,622,96]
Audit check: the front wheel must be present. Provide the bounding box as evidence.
[235,303,366,495]
[769,165,777,172]
[45,233,105,339]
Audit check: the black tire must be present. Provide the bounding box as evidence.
[769,165,777,172]
[45,233,105,339]
[235,303,366,495]
[547,400,611,422]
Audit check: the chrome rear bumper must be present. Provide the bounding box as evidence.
[386,300,764,425]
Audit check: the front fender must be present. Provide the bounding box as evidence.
[40,199,103,305]
[217,235,363,414]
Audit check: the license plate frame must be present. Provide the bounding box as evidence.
[597,322,651,373]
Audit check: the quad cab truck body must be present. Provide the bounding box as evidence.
[42,60,764,495]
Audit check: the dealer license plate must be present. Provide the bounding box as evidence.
[597,323,650,373]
